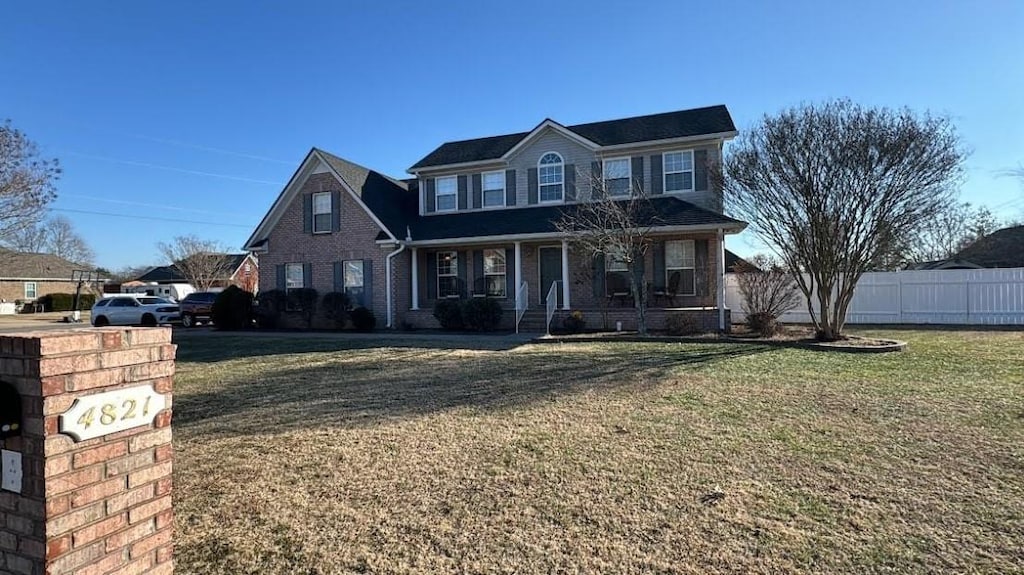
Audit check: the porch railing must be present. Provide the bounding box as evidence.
[515,281,529,334]
[545,281,559,336]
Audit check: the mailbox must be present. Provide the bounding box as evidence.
[0,382,21,439]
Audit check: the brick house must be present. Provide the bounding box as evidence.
[135,253,260,292]
[244,105,748,331]
[0,249,101,305]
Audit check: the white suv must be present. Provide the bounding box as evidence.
[91,295,181,327]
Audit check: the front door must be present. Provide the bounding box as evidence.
[538,246,563,307]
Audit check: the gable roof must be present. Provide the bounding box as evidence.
[409,105,737,171]
[951,225,1024,268]
[136,254,251,283]
[0,249,90,280]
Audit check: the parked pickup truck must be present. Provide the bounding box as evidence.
[178,291,219,327]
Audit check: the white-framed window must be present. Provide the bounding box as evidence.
[604,248,630,297]
[285,263,304,290]
[603,157,631,197]
[312,192,332,233]
[343,260,365,307]
[24,282,37,299]
[482,171,505,208]
[437,251,459,298]
[663,151,694,193]
[482,249,506,297]
[538,152,564,202]
[436,176,457,212]
[665,240,696,295]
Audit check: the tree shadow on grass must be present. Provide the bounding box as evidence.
[173,341,772,438]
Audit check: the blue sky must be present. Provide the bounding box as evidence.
[2,0,1022,269]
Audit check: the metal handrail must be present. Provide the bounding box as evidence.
[515,281,529,334]
[545,281,559,335]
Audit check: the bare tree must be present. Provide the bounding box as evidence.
[0,120,60,243]
[733,254,801,336]
[156,235,235,291]
[877,201,1004,268]
[718,101,964,340]
[555,172,661,334]
[3,216,95,264]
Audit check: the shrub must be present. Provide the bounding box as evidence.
[665,313,704,336]
[461,298,503,331]
[734,255,801,338]
[211,286,254,330]
[322,292,351,329]
[38,293,97,312]
[433,299,463,330]
[254,289,286,328]
[562,310,586,333]
[350,306,376,332]
[287,288,318,328]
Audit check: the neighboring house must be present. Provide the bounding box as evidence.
[136,253,259,291]
[0,249,101,304]
[245,105,748,331]
[909,225,1024,270]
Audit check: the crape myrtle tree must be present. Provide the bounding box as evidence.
[0,120,60,243]
[718,100,964,341]
[156,235,235,291]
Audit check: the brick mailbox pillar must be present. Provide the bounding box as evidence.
[0,328,175,575]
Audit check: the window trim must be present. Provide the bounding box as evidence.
[312,191,333,234]
[435,176,458,213]
[665,239,697,296]
[663,150,695,194]
[537,152,565,204]
[24,282,37,299]
[284,263,305,290]
[342,259,365,307]
[436,251,459,298]
[602,156,632,197]
[482,248,507,298]
[481,171,506,209]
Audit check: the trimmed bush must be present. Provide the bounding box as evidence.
[350,306,376,332]
[37,293,97,312]
[746,312,781,338]
[322,292,351,329]
[562,310,587,334]
[433,299,463,330]
[287,288,318,328]
[212,286,254,330]
[254,289,286,328]
[461,298,503,331]
[665,313,704,336]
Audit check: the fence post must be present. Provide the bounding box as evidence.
[896,271,903,323]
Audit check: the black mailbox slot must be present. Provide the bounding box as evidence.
[0,382,21,439]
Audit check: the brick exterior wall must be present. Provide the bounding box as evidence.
[0,281,100,304]
[259,173,395,329]
[0,328,174,575]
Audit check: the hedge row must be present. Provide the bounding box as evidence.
[37,293,97,312]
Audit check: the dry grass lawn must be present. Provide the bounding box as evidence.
[170,330,1024,574]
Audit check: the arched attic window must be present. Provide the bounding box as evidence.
[538,152,564,202]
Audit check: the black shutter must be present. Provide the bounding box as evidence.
[425,178,436,213]
[695,239,709,296]
[333,262,343,292]
[457,251,468,297]
[473,250,484,296]
[426,252,437,300]
[303,263,312,290]
[591,161,602,199]
[276,264,286,290]
[457,175,468,210]
[302,194,312,233]
[564,164,576,201]
[695,149,709,191]
[653,242,666,289]
[363,259,373,310]
[505,169,516,206]
[505,247,514,299]
[591,253,605,298]
[650,155,663,195]
[332,190,342,232]
[472,173,482,209]
[527,168,538,204]
[631,156,644,194]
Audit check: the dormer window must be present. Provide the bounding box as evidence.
[538,152,564,203]
[436,176,457,212]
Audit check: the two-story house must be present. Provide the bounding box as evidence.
[244,104,747,332]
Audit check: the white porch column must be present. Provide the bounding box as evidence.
[560,239,571,309]
[514,242,523,304]
[717,228,726,331]
[411,247,420,310]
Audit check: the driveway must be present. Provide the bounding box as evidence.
[0,312,93,333]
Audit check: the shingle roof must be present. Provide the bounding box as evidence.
[409,105,736,170]
[316,149,417,239]
[136,254,250,283]
[405,197,744,242]
[0,249,90,279]
[952,225,1024,268]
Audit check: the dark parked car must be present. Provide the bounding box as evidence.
[178,291,219,327]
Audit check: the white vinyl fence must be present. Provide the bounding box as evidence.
[726,268,1024,325]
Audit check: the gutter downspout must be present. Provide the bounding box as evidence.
[385,242,407,329]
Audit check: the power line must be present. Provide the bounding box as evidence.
[59,194,262,218]
[50,208,253,228]
[62,151,285,185]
